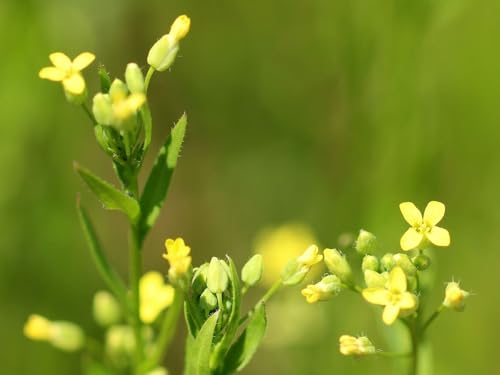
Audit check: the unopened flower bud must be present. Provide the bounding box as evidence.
[93,291,121,327]
[406,275,418,292]
[443,282,470,311]
[24,314,51,341]
[146,368,169,375]
[192,263,209,294]
[393,253,417,276]
[297,245,323,268]
[364,270,387,288]
[106,325,135,357]
[323,248,352,283]
[412,254,431,270]
[361,255,379,272]
[49,321,85,352]
[169,15,191,42]
[241,254,263,287]
[200,288,218,311]
[92,93,114,125]
[380,253,395,271]
[281,245,322,286]
[301,275,342,303]
[339,335,375,356]
[207,257,229,294]
[147,35,179,72]
[125,63,145,93]
[355,229,377,254]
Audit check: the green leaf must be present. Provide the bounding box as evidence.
[75,163,140,222]
[221,304,267,374]
[185,311,219,375]
[76,197,127,306]
[139,113,187,240]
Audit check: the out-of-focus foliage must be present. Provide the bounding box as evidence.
[0,0,497,374]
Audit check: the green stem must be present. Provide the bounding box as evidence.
[376,351,411,358]
[144,67,155,93]
[82,103,97,125]
[239,279,282,324]
[129,222,144,374]
[421,305,444,333]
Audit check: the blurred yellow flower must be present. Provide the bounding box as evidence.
[24,314,51,341]
[39,52,95,95]
[339,335,375,356]
[362,267,418,325]
[399,201,450,251]
[163,237,192,279]
[254,223,317,286]
[139,271,175,323]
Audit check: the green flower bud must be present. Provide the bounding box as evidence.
[207,257,229,294]
[412,254,431,270]
[407,275,418,292]
[280,259,308,286]
[323,248,352,283]
[147,35,179,72]
[49,321,85,352]
[393,253,417,276]
[241,254,263,287]
[380,253,395,271]
[125,63,145,94]
[146,368,169,375]
[364,270,387,288]
[361,255,379,272]
[93,291,121,327]
[199,288,218,311]
[92,93,113,125]
[355,229,377,254]
[106,325,135,357]
[192,263,209,295]
[109,79,128,100]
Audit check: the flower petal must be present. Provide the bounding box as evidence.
[400,228,423,251]
[63,74,85,95]
[39,67,65,81]
[382,304,400,325]
[399,292,417,310]
[72,52,95,71]
[362,287,391,306]
[388,266,407,294]
[423,201,445,226]
[426,226,450,247]
[399,202,422,226]
[49,52,72,71]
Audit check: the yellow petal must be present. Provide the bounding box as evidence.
[362,287,391,306]
[156,285,175,309]
[382,304,400,325]
[399,292,417,310]
[400,228,423,251]
[62,74,85,95]
[399,202,422,226]
[426,226,450,247]
[72,52,95,71]
[388,267,406,294]
[126,93,146,111]
[49,52,72,71]
[39,67,66,81]
[423,201,445,226]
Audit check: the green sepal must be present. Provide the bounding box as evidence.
[74,163,140,222]
[139,113,187,241]
[221,304,267,374]
[140,104,153,154]
[185,311,220,375]
[98,65,112,93]
[76,197,127,306]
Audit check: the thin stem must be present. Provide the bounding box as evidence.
[376,351,412,358]
[421,305,444,333]
[144,67,155,93]
[82,103,97,125]
[239,279,282,324]
[129,223,144,374]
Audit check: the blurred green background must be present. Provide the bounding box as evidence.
[1,0,498,373]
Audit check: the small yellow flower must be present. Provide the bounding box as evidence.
[362,267,418,325]
[39,52,95,95]
[24,314,51,341]
[339,335,375,356]
[301,275,342,303]
[297,245,323,268]
[169,15,191,42]
[399,201,451,251]
[442,281,470,311]
[163,237,192,279]
[139,271,175,323]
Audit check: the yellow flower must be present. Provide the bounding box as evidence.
[301,275,342,303]
[163,237,192,279]
[362,267,418,325]
[443,281,470,312]
[139,271,175,323]
[297,245,323,268]
[39,52,95,95]
[24,314,51,341]
[399,201,451,251]
[339,335,375,356]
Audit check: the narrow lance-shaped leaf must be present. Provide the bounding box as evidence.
[185,311,219,375]
[139,113,187,241]
[221,304,267,374]
[74,163,140,222]
[76,197,127,306]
